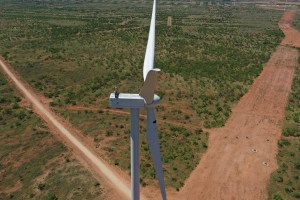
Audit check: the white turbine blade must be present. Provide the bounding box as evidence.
[140,69,160,104]
[146,107,167,200]
[143,0,156,81]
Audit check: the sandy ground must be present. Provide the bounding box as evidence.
[174,10,299,200]
[0,58,136,200]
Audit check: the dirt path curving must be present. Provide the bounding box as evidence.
[0,58,137,200]
[279,10,300,48]
[176,10,299,200]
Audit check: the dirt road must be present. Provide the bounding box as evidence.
[279,10,300,48]
[177,10,299,200]
[0,58,134,200]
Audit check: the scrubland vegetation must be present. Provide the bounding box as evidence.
[293,10,300,29]
[0,74,103,199]
[269,50,300,200]
[55,107,208,189]
[0,0,284,127]
[0,0,286,192]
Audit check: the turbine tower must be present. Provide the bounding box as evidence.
[109,0,167,200]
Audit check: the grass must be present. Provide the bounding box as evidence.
[0,73,103,199]
[0,0,285,191]
[268,49,300,200]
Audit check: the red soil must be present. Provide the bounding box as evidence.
[279,10,300,48]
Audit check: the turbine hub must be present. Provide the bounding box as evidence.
[145,94,160,107]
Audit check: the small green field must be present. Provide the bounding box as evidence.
[0,74,103,199]
[268,49,300,200]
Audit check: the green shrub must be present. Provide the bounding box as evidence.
[38,183,46,191]
[272,193,283,200]
[46,192,58,200]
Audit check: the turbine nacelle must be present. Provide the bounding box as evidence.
[109,93,160,108]
[145,94,160,107]
[109,93,145,108]
[110,68,160,108]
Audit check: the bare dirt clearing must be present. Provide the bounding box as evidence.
[176,10,299,200]
[279,10,300,48]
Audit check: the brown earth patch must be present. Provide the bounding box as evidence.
[1,180,22,194]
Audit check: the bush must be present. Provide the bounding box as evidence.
[195,128,203,135]
[272,193,283,200]
[285,187,293,194]
[278,139,291,148]
[283,125,299,137]
[14,96,21,102]
[38,183,46,191]
[202,142,208,149]
[274,175,283,183]
[293,193,300,198]
[46,192,58,200]
[114,159,119,166]
[106,130,113,136]
[295,162,300,170]
[98,109,104,113]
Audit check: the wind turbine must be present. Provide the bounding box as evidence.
[109,0,167,200]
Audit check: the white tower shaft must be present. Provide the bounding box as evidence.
[130,108,140,200]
